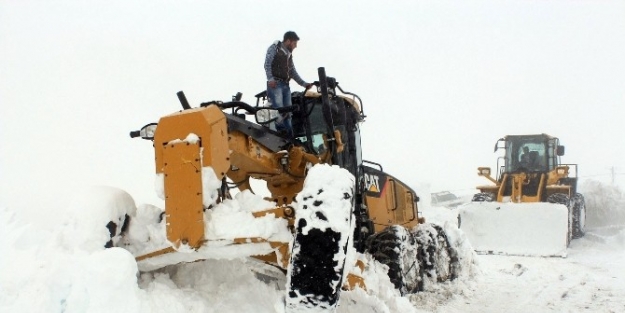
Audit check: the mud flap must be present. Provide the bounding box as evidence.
[458,202,569,257]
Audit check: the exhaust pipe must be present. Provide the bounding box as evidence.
[177,91,192,110]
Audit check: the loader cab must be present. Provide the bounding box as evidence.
[502,134,562,176]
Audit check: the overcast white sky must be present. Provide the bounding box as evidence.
[1,1,624,212]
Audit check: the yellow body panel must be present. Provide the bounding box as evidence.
[152,106,230,249]
[478,166,574,202]
[366,175,420,233]
[162,141,205,248]
[154,105,230,178]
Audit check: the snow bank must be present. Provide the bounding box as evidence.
[0,205,144,313]
[61,186,137,252]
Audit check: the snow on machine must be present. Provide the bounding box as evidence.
[109,68,463,311]
[458,134,586,257]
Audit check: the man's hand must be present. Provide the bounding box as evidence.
[268,80,277,88]
[305,83,314,89]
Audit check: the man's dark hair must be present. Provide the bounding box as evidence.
[283,31,300,41]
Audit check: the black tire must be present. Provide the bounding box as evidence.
[365,225,422,295]
[286,181,353,311]
[287,221,345,308]
[547,193,572,246]
[472,192,495,202]
[415,224,458,286]
[571,193,586,239]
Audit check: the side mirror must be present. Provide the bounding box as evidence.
[494,138,504,152]
[255,108,279,124]
[130,123,158,140]
[556,145,565,156]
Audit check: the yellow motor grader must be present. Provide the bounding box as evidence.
[458,134,586,257]
[116,68,459,311]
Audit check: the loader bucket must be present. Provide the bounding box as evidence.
[458,202,569,257]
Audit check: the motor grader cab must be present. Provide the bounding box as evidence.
[458,134,586,257]
[123,67,459,311]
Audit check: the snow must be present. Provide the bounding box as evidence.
[0,165,625,313]
[292,164,355,237]
[421,183,625,312]
[2,168,625,312]
[458,202,569,257]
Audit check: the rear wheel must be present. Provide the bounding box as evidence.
[570,193,586,239]
[365,225,421,294]
[547,193,572,246]
[415,224,458,287]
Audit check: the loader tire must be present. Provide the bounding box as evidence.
[472,192,495,202]
[415,224,458,286]
[571,193,586,239]
[547,193,572,246]
[365,225,422,294]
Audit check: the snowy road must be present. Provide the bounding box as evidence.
[434,227,625,313]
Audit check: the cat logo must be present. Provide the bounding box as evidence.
[365,173,381,193]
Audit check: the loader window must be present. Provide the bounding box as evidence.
[508,139,547,172]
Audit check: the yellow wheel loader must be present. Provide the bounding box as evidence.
[458,134,586,257]
[114,68,460,311]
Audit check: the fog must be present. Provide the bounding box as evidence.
[2,1,624,214]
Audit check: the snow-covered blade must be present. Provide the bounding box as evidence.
[122,182,291,272]
[458,202,569,257]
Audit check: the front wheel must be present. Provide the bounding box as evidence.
[286,165,355,311]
